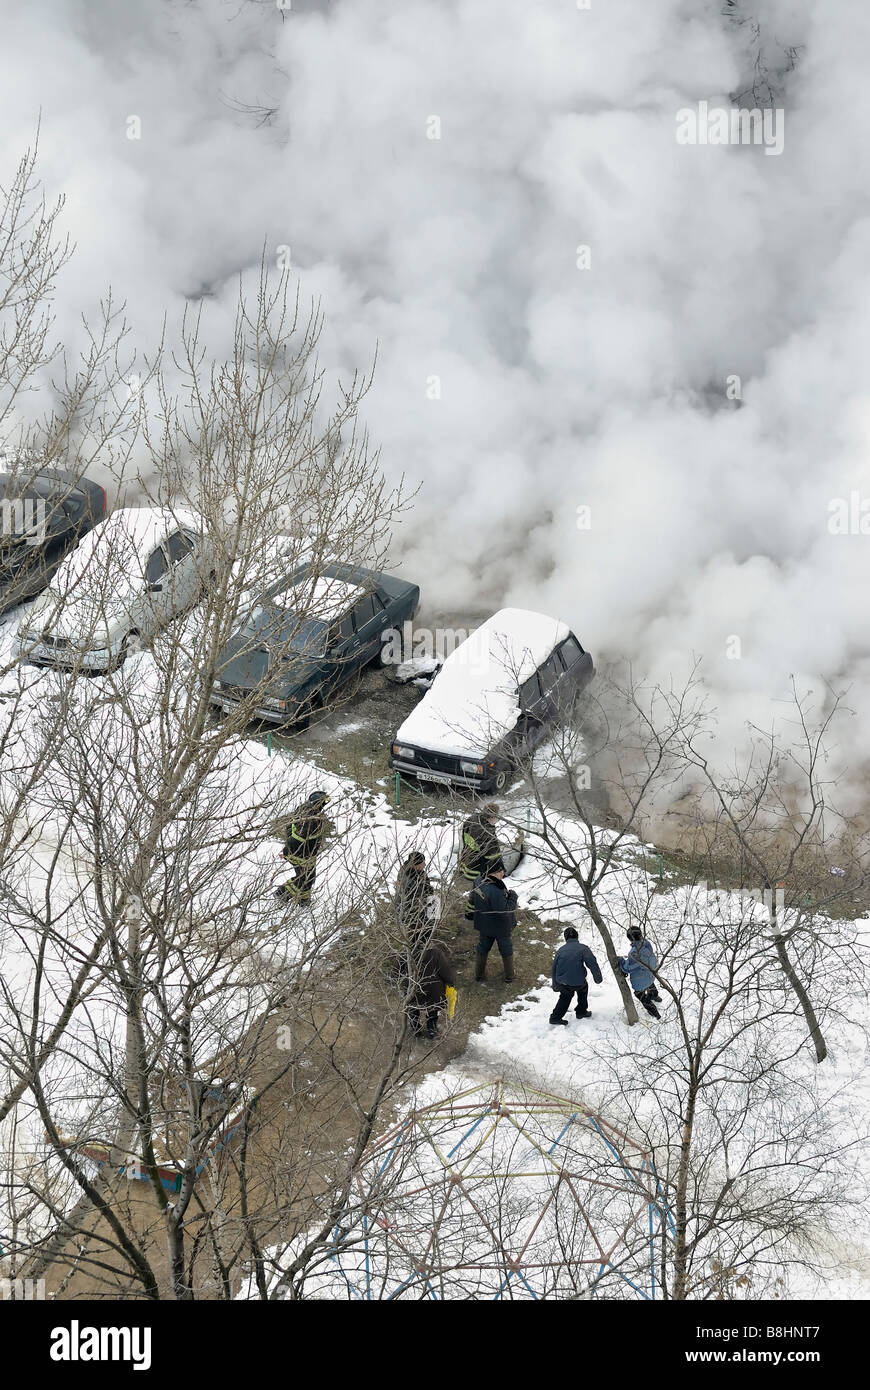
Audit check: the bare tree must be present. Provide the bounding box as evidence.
[676,681,870,1064]
[592,840,864,1300]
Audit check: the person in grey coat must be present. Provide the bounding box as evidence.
[617,926,662,1019]
[549,927,603,1026]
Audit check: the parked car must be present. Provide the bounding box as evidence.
[16,506,214,672]
[0,467,106,614]
[211,561,420,725]
[389,607,593,794]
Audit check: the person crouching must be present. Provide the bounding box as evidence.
[617,926,662,1019]
[401,928,457,1041]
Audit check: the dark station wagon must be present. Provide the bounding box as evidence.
[389,607,593,794]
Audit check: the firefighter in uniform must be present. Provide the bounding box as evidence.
[277,790,331,903]
[458,804,524,899]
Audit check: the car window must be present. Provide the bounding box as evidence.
[352,593,378,629]
[167,530,195,565]
[538,654,563,692]
[145,546,169,584]
[327,612,355,649]
[245,606,329,657]
[560,635,583,666]
[519,673,542,709]
[372,590,388,610]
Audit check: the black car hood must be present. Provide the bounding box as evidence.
[216,632,321,694]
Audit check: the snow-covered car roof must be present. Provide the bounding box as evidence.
[55,505,201,575]
[274,575,361,621]
[395,607,571,759]
[52,506,204,601]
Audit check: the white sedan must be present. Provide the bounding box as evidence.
[16,506,215,672]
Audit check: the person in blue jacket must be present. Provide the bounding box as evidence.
[617,925,662,1019]
[549,926,603,1026]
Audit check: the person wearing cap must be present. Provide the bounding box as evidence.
[548,927,603,1026]
[458,803,524,884]
[277,789,331,903]
[399,927,457,1041]
[617,926,661,1019]
[394,850,436,934]
[469,859,518,983]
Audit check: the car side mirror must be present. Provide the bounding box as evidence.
[147,581,163,592]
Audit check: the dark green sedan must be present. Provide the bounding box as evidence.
[211,561,420,726]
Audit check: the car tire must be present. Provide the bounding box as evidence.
[111,631,140,672]
[493,769,509,792]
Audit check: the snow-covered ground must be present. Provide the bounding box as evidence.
[1,597,868,1299]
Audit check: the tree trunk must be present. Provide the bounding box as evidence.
[671,1083,698,1300]
[582,891,639,1025]
[768,888,827,1063]
[167,1215,192,1300]
[771,935,827,1063]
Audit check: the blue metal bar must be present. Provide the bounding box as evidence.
[651,1165,677,1236]
[493,1270,513,1301]
[363,1213,371,1301]
[517,1272,540,1300]
[327,1249,365,1301]
[641,1154,677,1236]
[588,1116,646,1194]
[547,1113,578,1154]
[385,1273,417,1300]
[606,1261,651,1300]
[376,1119,410,1178]
[447,1110,491,1159]
[649,1201,656,1300]
[425,1279,438,1300]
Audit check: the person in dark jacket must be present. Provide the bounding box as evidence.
[458,804,524,883]
[400,932,457,1039]
[548,927,603,1026]
[394,851,435,933]
[276,790,330,903]
[617,926,661,1019]
[470,861,518,983]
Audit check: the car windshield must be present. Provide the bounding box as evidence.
[244,604,328,657]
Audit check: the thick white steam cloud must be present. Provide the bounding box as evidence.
[2,0,869,792]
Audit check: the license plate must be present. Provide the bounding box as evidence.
[215,696,282,721]
[28,644,71,663]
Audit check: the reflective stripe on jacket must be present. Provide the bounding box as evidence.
[283,812,328,865]
[459,817,501,880]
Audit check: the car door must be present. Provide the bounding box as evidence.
[321,609,356,695]
[515,671,548,753]
[555,635,588,711]
[165,529,198,613]
[142,544,171,633]
[536,652,566,722]
[349,591,383,668]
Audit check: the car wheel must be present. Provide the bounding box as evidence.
[111,631,140,671]
[285,694,320,732]
[493,769,509,791]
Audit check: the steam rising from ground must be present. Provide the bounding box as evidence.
[2,0,869,792]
